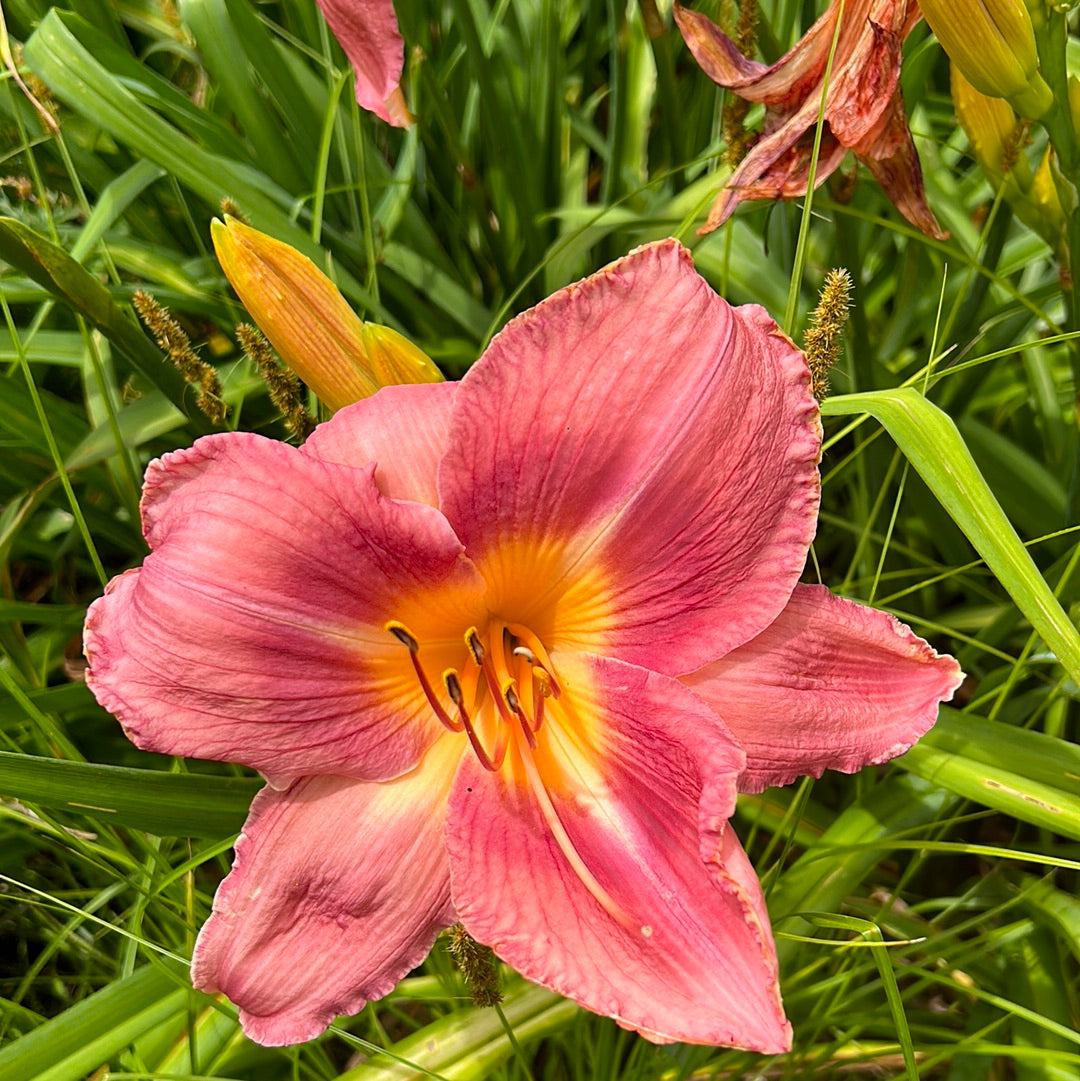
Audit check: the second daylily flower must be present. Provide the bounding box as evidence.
[85,241,960,1050]
[675,0,946,238]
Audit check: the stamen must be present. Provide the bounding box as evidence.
[531,667,551,733]
[515,727,639,934]
[467,626,516,726]
[504,683,537,749]
[385,621,458,733]
[446,669,506,771]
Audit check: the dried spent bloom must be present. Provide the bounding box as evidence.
[212,217,442,410]
[316,0,412,126]
[133,291,227,425]
[674,0,946,239]
[85,241,961,1050]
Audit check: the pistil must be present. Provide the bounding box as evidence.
[515,720,642,935]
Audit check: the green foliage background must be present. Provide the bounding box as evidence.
[0,0,1078,1078]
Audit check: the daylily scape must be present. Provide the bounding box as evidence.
[84,241,961,1050]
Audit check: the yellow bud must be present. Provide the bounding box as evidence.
[952,66,1064,248]
[921,0,1052,119]
[212,218,442,411]
[951,65,1029,188]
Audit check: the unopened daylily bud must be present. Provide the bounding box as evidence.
[920,0,1052,119]
[212,217,442,411]
[952,66,1064,247]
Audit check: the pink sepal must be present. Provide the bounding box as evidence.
[85,433,483,781]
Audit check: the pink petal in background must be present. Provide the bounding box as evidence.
[316,0,412,126]
[303,382,457,506]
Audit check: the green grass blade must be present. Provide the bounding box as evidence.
[0,752,259,837]
[821,388,1080,683]
[340,982,577,1080]
[0,217,208,424]
[0,962,189,1081]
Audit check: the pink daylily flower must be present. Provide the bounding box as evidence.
[316,0,412,126]
[84,241,961,1050]
[674,0,947,238]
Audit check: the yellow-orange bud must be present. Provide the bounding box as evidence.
[211,218,442,411]
[921,0,1052,119]
[952,66,1064,247]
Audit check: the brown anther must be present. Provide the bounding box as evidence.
[504,683,521,713]
[445,670,464,705]
[386,621,419,652]
[466,627,486,665]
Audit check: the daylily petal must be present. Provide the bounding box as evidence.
[439,240,820,676]
[447,651,790,1051]
[192,744,458,1045]
[856,96,949,241]
[303,382,456,506]
[85,433,484,781]
[316,0,412,127]
[706,126,849,230]
[683,584,963,794]
[674,1,838,104]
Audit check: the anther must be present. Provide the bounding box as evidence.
[386,622,458,733]
[465,627,485,666]
[446,668,505,772]
[533,668,552,697]
[506,623,562,698]
[386,620,419,652]
[505,682,538,749]
[445,669,465,707]
[504,683,521,714]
